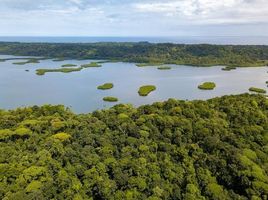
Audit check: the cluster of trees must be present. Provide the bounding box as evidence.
[0,94,268,199]
[0,42,268,66]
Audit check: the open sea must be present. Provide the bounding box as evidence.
[0,36,268,45]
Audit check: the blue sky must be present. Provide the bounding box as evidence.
[0,0,267,36]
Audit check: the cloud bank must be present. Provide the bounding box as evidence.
[0,0,267,36]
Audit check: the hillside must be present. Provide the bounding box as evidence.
[1,42,268,66]
[0,94,268,199]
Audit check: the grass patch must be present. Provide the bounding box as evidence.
[249,87,266,94]
[157,66,171,70]
[97,83,114,90]
[36,61,102,76]
[36,67,82,76]
[96,60,110,64]
[198,82,216,90]
[138,85,156,96]
[13,59,40,65]
[103,96,118,102]
[81,62,102,68]
[222,66,237,71]
[136,63,163,67]
[53,58,65,62]
[61,64,77,67]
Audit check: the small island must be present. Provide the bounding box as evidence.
[136,63,162,67]
[157,66,171,70]
[222,66,237,71]
[103,96,118,102]
[81,62,102,68]
[249,87,266,94]
[36,67,82,75]
[53,58,65,62]
[97,83,114,90]
[198,82,216,90]
[61,64,77,67]
[138,85,156,96]
[13,59,40,65]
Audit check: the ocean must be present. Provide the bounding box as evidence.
[0,36,268,45]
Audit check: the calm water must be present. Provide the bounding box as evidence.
[1,36,268,45]
[0,55,267,113]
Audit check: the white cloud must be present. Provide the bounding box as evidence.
[0,0,267,36]
[134,0,268,24]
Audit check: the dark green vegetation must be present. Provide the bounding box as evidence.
[157,66,172,70]
[97,83,114,90]
[249,87,267,94]
[222,66,237,71]
[53,58,65,62]
[198,82,216,90]
[36,67,83,76]
[81,62,102,68]
[1,42,268,66]
[61,64,77,67]
[13,58,40,65]
[36,62,102,76]
[0,94,268,199]
[136,63,162,67]
[103,96,118,102]
[138,85,156,96]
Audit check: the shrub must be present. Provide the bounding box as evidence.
[51,132,71,141]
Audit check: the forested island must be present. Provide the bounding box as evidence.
[0,94,268,199]
[1,42,268,66]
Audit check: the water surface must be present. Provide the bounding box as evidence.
[0,55,267,113]
[1,36,268,45]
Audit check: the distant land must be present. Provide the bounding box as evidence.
[1,36,268,45]
[1,41,268,67]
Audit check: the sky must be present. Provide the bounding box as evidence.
[0,0,268,36]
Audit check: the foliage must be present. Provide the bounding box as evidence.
[51,132,71,141]
[136,63,162,67]
[222,66,237,71]
[249,87,267,94]
[61,64,77,67]
[36,67,83,75]
[157,66,171,70]
[53,58,65,61]
[1,42,268,66]
[0,94,268,199]
[12,58,40,65]
[97,83,114,90]
[81,62,102,68]
[198,82,216,90]
[138,85,156,96]
[103,96,118,102]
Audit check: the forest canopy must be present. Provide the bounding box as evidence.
[0,94,268,199]
[0,42,268,66]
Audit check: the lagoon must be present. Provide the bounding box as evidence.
[0,55,267,113]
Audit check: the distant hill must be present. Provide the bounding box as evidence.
[0,42,268,66]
